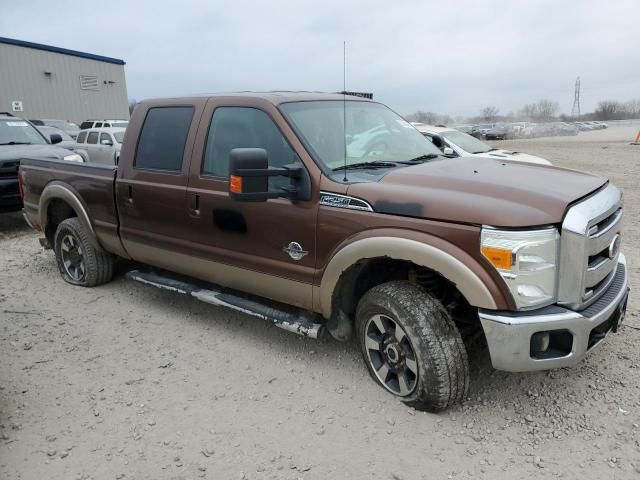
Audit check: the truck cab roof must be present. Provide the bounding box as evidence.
[139,91,374,106]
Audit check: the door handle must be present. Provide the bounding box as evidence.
[127,185,133,204]
[189,193,200,217]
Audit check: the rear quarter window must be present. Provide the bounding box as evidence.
[80,121,93,130]
[76,131,87,143]
[134,106,194,171]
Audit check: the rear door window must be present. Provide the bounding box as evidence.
[94,122,103,128]
[135,106,194,171]
[87,131,99,144]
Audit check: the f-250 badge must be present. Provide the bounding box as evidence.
[283,242,308,261]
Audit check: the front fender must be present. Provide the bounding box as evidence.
[318,232,510,318]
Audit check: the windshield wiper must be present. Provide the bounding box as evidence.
[398,153,439,164]
[0,141,32,146]
[332,161,399,171]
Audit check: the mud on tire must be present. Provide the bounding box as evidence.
[53,217,114,287]
[356,280,469,412]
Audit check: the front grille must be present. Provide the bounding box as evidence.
[558,184,623,311]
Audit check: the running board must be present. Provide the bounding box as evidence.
[126,269,325,339]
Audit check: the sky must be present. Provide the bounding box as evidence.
[2,0,638,117]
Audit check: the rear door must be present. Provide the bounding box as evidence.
[183,99,320,309]
[116,100,206,266]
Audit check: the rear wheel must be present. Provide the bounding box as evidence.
[356,281,469,412]
[54,217,113,287]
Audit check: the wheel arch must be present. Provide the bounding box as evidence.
[39,183,98,247]
[319,234,509,318]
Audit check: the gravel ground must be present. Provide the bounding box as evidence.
[1,127,639,479]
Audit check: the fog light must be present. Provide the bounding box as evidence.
[530,330,573,359]
[531,332,550,355]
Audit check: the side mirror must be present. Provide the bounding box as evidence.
[50,133,63,144]
[443,147,455,156]
[228,148,311,202]
[101,139,113,146]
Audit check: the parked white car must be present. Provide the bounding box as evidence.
[79,119,129,130]
[75,127,125,164]
[412,124,551,165]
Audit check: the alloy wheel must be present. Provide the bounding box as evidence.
[364,314,418,396]
[60,234,86,282]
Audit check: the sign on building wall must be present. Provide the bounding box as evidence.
[11,100,24,112]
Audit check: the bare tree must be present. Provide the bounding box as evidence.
[405,110,452,125]
[594,101,624,120]
[624,99,640,118]
[536,99,559,121]
[518,103,538,120]
[481,106,499,122]
[516,100,557,122]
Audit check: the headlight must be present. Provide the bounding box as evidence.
[481,227,559,310]
[63,153,84,163]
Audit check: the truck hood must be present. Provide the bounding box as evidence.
[0,144,71,163]
[347,156,607,227]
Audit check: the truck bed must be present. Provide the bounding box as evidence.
[20,157,122,255]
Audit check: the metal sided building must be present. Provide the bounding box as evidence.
[0,37,129,124]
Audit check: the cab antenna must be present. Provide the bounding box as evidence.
[342,41,348,182]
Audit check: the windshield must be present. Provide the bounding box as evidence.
[0,119,47,145]
[280,101,441,170]
[440,130,492,154]
[113,131,125,143]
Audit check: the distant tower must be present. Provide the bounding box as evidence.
[571,77,581,117]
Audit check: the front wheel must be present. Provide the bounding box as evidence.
[356,281,469,412]
[54,217,114,287]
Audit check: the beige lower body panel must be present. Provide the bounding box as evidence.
[123,240,314,311]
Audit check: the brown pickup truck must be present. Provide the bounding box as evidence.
[19,92,629,411]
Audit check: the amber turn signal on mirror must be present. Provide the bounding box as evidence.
[229,175,243,194]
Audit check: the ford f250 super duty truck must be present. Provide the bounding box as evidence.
[19,92,629,411]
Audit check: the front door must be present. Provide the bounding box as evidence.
[184,101,320,310]
[85,130,99,162]
[97,132,114,164]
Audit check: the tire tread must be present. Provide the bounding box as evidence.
[356,281,469,411]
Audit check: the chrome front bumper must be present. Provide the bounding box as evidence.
[479,254,629,372]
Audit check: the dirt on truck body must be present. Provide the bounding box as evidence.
[19,92,629,411]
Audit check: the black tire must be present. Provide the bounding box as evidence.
[356,281,469,412]
[53,217,114,287]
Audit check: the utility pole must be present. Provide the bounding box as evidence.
[571,77,581,118]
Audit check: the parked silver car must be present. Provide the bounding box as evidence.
[30,118,80,139]
[36,126,77,149]
[75,127,125,164]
